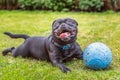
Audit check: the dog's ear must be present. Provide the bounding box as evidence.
[52,19,64,29]
[52,20,57,28]
[65,18,78,27]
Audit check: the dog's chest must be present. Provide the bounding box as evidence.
[62,50,70,57]
[58,45,75,59]
[58,50,73,62]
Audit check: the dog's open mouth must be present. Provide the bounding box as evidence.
[59,32,70,38]
[54,30,76,41]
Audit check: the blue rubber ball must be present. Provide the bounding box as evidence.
[83,42,112,70]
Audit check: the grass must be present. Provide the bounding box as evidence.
[0,10,120,80]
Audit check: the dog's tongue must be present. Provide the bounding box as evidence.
[59,32,70,38]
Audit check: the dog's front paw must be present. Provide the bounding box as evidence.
[61,65,71,73]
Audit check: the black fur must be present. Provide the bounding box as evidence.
[2,18,83,73]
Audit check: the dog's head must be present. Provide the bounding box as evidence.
[52,18,78,44]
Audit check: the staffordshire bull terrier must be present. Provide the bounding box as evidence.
[2,18,83,73]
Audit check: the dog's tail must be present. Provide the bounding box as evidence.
[4,32,30,40]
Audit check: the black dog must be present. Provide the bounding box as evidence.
[2,18,83,73]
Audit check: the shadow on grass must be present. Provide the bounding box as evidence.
[82,65,113,72]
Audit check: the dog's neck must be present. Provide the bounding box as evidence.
[52,41,71,51]
[50,36,73,51]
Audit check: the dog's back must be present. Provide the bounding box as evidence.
[25,36,49,60]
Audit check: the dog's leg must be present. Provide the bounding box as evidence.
[75,53,83,60]
[49,54,71,73]
[4,32,30,40]
[73,43,83,60]
[75,50,83,60]
[2,47,15,56]
[53,61,71,73]
[2,45,29,58]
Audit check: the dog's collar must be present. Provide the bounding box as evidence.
[62,45,70,51]
[51,39,71,51]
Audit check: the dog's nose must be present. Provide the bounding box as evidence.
[61,23,68,29]
[61,26,67,30]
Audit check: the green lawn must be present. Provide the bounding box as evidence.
[0,10,120,80]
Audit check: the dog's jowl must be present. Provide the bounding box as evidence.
[2,18,83,73]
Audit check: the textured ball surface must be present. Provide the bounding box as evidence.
[83,42,112,70]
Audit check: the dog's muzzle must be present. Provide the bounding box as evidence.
[54,23,77,42]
